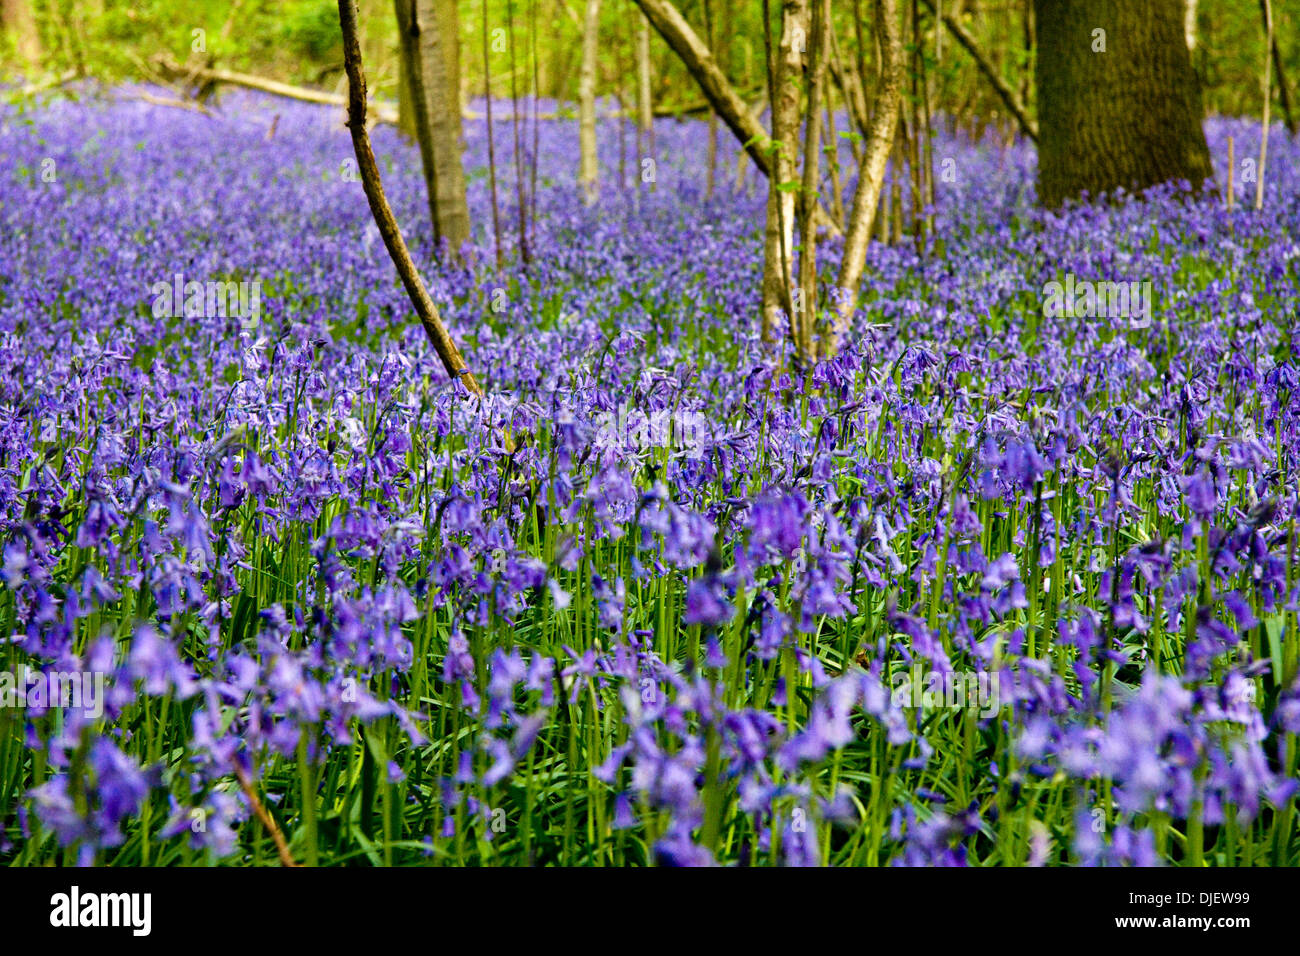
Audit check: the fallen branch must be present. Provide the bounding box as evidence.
[233,764,300,868]
[337,0,482,399]
[13,70,79,98]
[920,0,1038,143]
[152,54,399,125]
[127,89,218,117]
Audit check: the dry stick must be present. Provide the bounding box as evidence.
[832,0,903,348]
[1257,0,1273,211]
[234,765,300,867]
[337,0,483,398]
[151,55,399,124]
[918,0,1037,143]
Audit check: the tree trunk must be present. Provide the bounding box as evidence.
[794,0,829,359]
[579,0,601,204]
[1034,0,1214,207]
[2,0,42,71]
[831,0,903,348]
[761,0,807,345]
[395,0,471,257]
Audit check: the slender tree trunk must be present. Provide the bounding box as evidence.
[395,0,471,257]
[1257,0,1272,210]
[922,0,1037,141]
[762,0,807,345]
[1260,0,1295,136]
[831,0,903,347]
[428,0,469,251]
[579,0,601,204]
[396,19,419,137]
[1034,0,1214,207]
[795,0,828,359]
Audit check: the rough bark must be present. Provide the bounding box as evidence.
[1034,0,1214,207]
[337,0,482,397]
[579,0,601,204]
[831,0,903,347]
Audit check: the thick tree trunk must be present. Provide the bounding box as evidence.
[831,0,902,348]
[1,0,42,71]
[1034,0,1214,207]
[395,0,471,257]
[579,0,601,204]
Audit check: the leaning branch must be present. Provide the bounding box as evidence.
[920,0,1038,143]
[337,0,482,398]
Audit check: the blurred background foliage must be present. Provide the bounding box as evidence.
[0,1,1291,122]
